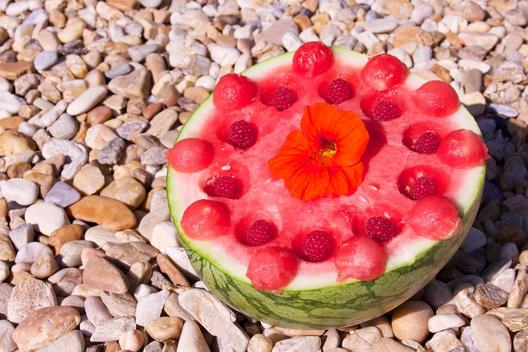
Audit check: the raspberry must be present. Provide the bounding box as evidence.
[245,220,277,246]
[299,230,335,262]
[324,79,354,104]
[372,100,402,121]
[167,138,214,173]
[365,216,399,242]
[413,131,440,154]
[213,74,258,111]
[361,54,408,91]
[293,42,334,77]
[203,175,243,199]
[270,87,297,111]
[228,120,258,149]
[414,80,459,117]
[409,176,436,200]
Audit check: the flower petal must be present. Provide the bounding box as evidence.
[268,131,310,179]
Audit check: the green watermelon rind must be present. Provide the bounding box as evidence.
[166,47,486,328]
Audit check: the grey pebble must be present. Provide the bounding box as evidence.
[45,181,81,208]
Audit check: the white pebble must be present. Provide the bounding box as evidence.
[25,202,70,235]
[0,178,39,206]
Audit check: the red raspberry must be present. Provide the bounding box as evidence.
[203,175,243,199]
[412,131,440,154]
[323,79,354,104]
[293,42,334,77]
[409,176,437,200]
[361,53,408,91]
[365,216,399,242]
[245,220,278,246]
[228,120,258,149]
[270,87,297,111]
[299,230,335,262]
[372,100,403,121]
[213,74,257,111]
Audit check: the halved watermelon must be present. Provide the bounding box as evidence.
[166,44,486,329]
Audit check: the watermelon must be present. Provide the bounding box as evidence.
[166,44,487,329]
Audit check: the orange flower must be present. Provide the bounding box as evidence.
[268,103,369,201]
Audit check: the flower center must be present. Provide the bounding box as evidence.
[319,138,337,162]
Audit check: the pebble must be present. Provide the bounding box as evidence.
[42,139,87,180]
[471,314,512,352]
[108,68,152,100]
[48,114,78,139]
[119,329,145,352]
[97,137,126,164]
[179,288,249,351]
[0,320,16,352]
[428,314,466,333]
[0,178,39,205]
[146,316,183,341]
[100,176,146,209]
[136,289,170,327]
[474,283,509,309]
[364,17,398,34]
[38,330,85,352]
[73,164,106,195]
[391,301,433,343]
[0,92,24,115]
[12,306,80,351]
[89,317,136,342]
[272,336,321,352]
[66,86,108,116]
[459,32,499,51]
[100,292,136,318]
[48,268,83,296]
[49,224,84,254]
[426,330,465,352]
[69,195,136,230]
[25,201,70,235]
[462,228,487,253]
[85,296,112,325]
[30,252,58,278]
[248,334,273,352]
[0,130,35,156]
[150,221,179,253]
[34,51,59,71]
[45,181,81,208]
[0,261,9,282]
[83,256,129,294]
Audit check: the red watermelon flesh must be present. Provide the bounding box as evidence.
[169,46,487,292]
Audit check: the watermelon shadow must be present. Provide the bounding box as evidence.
[361,120,386,174]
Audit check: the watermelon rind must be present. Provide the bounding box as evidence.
[166,47,485,328]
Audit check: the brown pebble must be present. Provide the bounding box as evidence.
[87,106,112,125]
[156,254,191,287]
[49,224,85,254]
[0,61,32,80]
[143,103,163,119]
[69,195,137,231]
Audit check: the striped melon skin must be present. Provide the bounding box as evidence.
[167,47,485,328]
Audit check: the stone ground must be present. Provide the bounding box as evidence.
[0,0,527,351]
